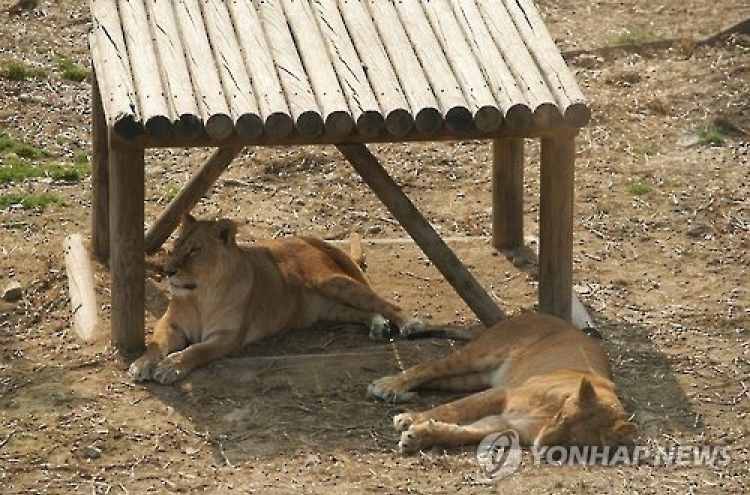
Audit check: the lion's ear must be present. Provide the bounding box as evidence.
[216,219,237,245]
[577,377,598,404]
[178,213,197,235]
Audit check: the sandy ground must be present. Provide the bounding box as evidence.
[0,1,748,493]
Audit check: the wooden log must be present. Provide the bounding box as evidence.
[201,0,264,139]
[525,237,596,333]
[392,0,472,134]
[338,0,413,137]
[257,0,323,138]
[311,0,384,138]
[144,0,203,140]
[134,119,579,148]
[337,143,504,327]
[145,145,243,254]
[478,0,563,127]
[117,0,173,140]
[91,72,109,263]
[447,0,531,130]
[280,0,353,137]
[419,0,501,133]
[64,234,100,342]
[89,0,142,139]
[109,140,145,357]
[366,0,443,135]
[227,0,293,139]
[172,0,233,139]
[492,137,524,249]
[509,0,590,127]
[539,133,575,322]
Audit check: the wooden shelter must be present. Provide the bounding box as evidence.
[88,0,590,358]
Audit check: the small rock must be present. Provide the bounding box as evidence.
[2,281,22,303]
[304,454,320,468]
[82,445,102,459]
[677,134,700,148]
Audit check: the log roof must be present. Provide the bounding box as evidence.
[89,0,590,145]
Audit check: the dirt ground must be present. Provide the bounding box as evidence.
[0,1,748,493]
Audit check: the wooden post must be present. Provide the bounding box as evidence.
[491,137,524,249]
[145,145,243,254]
[337,143,504,327]
[109,137,145,358]
[91,73,109,262]
[64,234,100,342]
[539,133,575,322]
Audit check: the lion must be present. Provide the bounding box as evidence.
[367,313,634,453]
[129,214,422,384]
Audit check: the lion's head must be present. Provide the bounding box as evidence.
[164,215,238,297]
[534,377,635,449]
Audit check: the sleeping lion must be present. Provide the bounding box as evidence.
[129,215,422,384]
[368,313,634,453]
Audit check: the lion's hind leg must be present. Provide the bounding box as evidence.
[315,275,422,336]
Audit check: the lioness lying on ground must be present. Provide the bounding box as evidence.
[368,313,634,453]
[130,215,422,384]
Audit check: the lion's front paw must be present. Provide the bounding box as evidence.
[368,314,392,340]
[151,354,191,385]
[393,412,416,432]
[129,355,159,382]
[399,423,429,454]
[367,375,417,402]
[399,317,425,337]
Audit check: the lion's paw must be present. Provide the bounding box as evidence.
[399,318,425,337]
[399,425,425,454]
[367,375,417,402]
[129,356,158,382]
[393,412,416,432]
[368,314,391,340]
[151,354,189,385]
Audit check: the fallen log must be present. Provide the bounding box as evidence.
[64,234,100,342]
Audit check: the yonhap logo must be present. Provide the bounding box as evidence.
[476,430,731,482]
[476,430,522,481]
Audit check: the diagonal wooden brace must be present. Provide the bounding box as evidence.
[145,145,244,254]
[336,143,505,327]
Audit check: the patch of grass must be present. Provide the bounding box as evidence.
[1,60,47,81]
[633,143,660,158]
[0,192,61,209]
[0,154,90,183]
[696,127,726,147]
[165,186,180,201]
[0,132,51,160]
[73,151,89,166]
[608,28,661,46]
[628,182,652,196]
[55,55,89,82]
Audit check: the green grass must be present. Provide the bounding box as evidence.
[0,132,51,160]
[165,186,180,201]
[55,55,89,82]
[628,182,652,196]
[1,60,47,81]
[696,127,726,147]
[1,154,90,183]
[608,28,661,46]
[0,192,61,209]
[633,143,660,159]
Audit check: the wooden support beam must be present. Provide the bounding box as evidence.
[145,145,243,254]
[491,137,524,250]
[539,133,575,322]
[109,139,145,358]
[336,143,504,327]
[91,73,109,262]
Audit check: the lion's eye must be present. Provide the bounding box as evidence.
[187,247,201,257]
